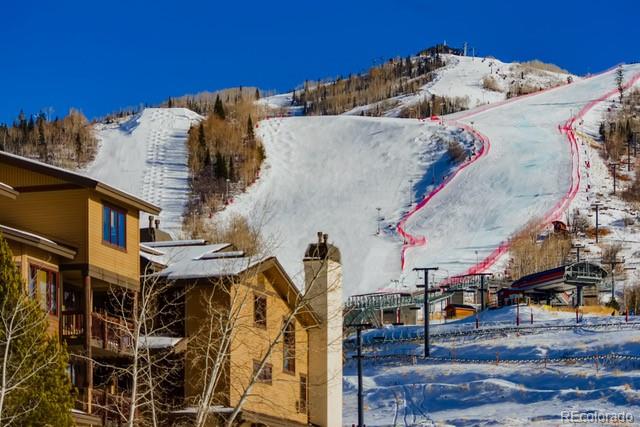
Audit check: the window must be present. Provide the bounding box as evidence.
[253,360,272,384]
[298,375,308,413]
[254,294,267,328]
[28,265,58,315]
[283,320,295,373]
[102,205,126,249]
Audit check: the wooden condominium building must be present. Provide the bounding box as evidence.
[0,151,160,426]
[139,231,343,426]
[0,150,344,426]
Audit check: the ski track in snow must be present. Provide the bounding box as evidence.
[87,108,202,233]
[400,64,640,280]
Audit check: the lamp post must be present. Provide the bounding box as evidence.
[350,323,372,427]
[591,201,603,243]
[609,162,619,195]
[414,267,439,357]
[571,243,584,263]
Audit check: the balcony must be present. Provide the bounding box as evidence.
[62,311,134,355]
[76,387,132,427]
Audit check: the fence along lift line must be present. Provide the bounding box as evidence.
[510,261,608,306]
[344,291,451,328]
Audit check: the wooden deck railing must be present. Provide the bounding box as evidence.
[76,387,132,426]
[62,311,134,354]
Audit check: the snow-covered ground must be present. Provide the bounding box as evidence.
[343,305,640,426]
[86,108,202,233]
[400,67,640,279]
[345,54,574,118]
[216,116,476,292]
[218,64,640,295]
[563,70,640,298]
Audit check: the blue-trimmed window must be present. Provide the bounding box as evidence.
[103,205,126,249]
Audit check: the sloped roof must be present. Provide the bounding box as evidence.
[0,151,160,214]
[0,182,18,199]
[1,224,77,259]
[141,241,320,327]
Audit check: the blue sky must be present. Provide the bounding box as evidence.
[0,0,637,123]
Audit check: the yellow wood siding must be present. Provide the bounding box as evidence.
[6,240,61,337]
[87,194,140,284]
[0,189,89,263]
[184,269,310,425]
[0,164,65,187]
[229,272,309,425]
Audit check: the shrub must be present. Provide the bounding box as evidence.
[482,75,502,92]
[447,140,467,163]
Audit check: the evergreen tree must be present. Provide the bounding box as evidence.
[255,88,260,100]
[228,156,234,181]
[247,116,254,140]
[213,95,226,120]
[616,65,625,102]
[0,235,73,426]
[198,122,207,169]
[215,151,228,179]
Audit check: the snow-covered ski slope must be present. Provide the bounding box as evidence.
[87,108,202,232]
[401,65,640,278]
[222,65,640,295]
[218,117,473,293]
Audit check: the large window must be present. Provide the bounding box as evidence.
[29,265,58,315]
[102,205,126,249]
[283,320,295,373]
[254,294,267,328]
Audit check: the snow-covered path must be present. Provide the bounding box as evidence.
[401,65,640,278]
[87,108,202,232]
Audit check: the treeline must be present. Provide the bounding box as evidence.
[398,94,469,118]
[292,54,446,115]
[601,87,640,201]
[508,220,571,280]
[165,86,263,116]
[185,94,264,217]
[0,109,97,168]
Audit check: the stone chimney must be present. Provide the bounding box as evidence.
[303,232,342,427]
[148,215,156,242]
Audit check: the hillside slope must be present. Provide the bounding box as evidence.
[86,108,202,232]
[219,64,640,295]
[216,116,475,292]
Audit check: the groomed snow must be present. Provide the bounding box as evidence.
[87,108,202,233]
[216,116,474,293]
[343,305,640,426]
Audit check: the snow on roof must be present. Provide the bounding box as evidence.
[0,224,76,258]
[143,239,209,248]
[139,336,183,349]
[142,242,260,280]
[0,182,15,192]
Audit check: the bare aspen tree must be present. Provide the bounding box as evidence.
[88,269,186,426]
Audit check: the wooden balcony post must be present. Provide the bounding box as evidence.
[84,275,93,413]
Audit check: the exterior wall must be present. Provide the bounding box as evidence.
[228,271,309,425]
[6,240,61,336]
[304,258,343,427]
[87,194,140,284]
[184,283,230,405]
[0,189,89,263]
[0,163,66,187]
